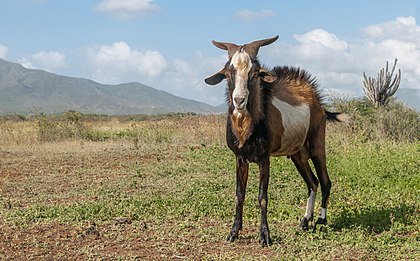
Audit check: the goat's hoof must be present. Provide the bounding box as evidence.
[227,222,242,242]
[299,217,310,231]
[227,231,238,242]
[259,227,271,247]
[312,218,327,232]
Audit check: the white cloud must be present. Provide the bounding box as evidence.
[89,41,167,83]
[235,9,275,21]
[260,16,420,99]
[18,51,66,72]
[0,45,7,59]
[158,53,227,105]
[88,44,225,105]
[17,58,34,69]
[294,29,348,51]
[363,16,420,43]
[96,0,160,20]
[79,16,420,107]
[32,51,66,70]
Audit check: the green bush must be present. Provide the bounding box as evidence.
[36,111,89,142]
[330,97,419,142]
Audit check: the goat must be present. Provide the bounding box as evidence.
[204,36,349,246]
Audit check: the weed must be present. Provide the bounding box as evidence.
[36,111,89,142]
[0,102,419,259]
[330,97,419,142]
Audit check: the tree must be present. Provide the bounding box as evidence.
[362,58,401,107]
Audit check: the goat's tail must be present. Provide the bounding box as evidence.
[325,111,351,124]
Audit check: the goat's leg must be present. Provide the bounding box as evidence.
[227,157,249,242]
[258,157,270,246]
[291,151,319,231]
[311,154,331,231]
[310,124,331,231]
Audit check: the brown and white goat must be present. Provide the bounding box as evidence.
[205,35,348,246]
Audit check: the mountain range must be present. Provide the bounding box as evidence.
[0,59,225,115]
[0,58,418,115]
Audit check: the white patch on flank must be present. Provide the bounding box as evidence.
[319,207,327,219]
[230,51,252,110]
[304,189,316,219]
[271,97,310,155]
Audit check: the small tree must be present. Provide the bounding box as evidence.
[362,58,401,107]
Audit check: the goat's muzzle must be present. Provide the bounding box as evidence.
[234,97,246,110]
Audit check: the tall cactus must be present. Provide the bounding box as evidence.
[362,58,401,107]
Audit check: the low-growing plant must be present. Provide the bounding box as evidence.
[330,97,419,142]
[36,111,89,142]
[0,105,419,259]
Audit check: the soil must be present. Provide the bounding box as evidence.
[0,142,279,260]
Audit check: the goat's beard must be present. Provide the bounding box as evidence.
[231,109,253,148]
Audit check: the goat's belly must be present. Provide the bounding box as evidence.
[271,137,306,156]
[270,97,311,156]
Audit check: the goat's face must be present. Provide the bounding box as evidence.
[205,36,279,113]
[229,49,252,111]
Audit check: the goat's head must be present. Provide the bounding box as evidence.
[205,36,279,114]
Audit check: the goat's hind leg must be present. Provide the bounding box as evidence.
[311,153,331,231]
[291,150,319,231]
[310,124,332,231]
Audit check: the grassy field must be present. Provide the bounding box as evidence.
[0,104,419,260]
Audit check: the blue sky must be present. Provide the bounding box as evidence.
[0,0,418,105]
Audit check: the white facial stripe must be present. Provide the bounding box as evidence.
[230,51,252,85]
[304,189,316,219]
[271,97,311,155]
[230,51,252,110]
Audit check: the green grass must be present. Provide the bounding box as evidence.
[2,138,419,259]
[1,105,419,259]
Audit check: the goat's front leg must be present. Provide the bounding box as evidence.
[227,157,249,242]
[258,157,270,246]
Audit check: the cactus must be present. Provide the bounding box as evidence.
[362,58,401,107]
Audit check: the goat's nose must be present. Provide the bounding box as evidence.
[234,97,245,106]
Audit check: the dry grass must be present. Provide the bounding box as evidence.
[0,108,418,260]
[0,113,226,149]
[0,120,38,147]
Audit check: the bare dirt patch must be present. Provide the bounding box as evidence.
[0,141,280,259]
[0,219,280,260]
[1,115,418,260]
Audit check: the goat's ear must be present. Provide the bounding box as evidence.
[205,69,226,85]
[258,69,277,83]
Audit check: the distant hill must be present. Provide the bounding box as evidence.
[0,59,225,115]
[1,58,417,115]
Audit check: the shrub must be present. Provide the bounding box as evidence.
[330,97,419,142]
[36,111,89,142]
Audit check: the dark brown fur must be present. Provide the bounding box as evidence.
[205,36,347,246]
